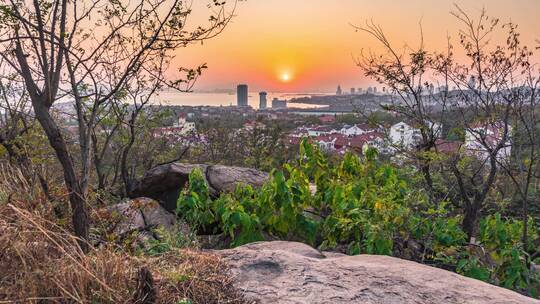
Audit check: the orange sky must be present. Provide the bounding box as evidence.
[174,0,540,93]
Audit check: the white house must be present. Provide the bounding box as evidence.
[465,122,512,162]
[174,114,196,135]
[389,122,421,148]
[315,134,339,151]
[307,126,337,137]
[428,121,443,138]
[339,124,371,137]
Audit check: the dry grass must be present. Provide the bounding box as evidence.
[0,163,36,202]
[0,163,67,219]
[0,202,248,304]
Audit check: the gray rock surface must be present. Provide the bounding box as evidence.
[130,163,268,212]
[219,241,539,304]
[206,165,269,194]
[107,197,176,235]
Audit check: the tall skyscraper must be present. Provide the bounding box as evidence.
[259,91,267,110]
[237,84,248,107]
[336,85,342,95]
[350,88,356,95]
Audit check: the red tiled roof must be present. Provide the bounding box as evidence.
[355,123,372,131]
[467,121,510,148]
[334,131,384,149]
[335,135,349,148]
[435,139,462,154]
[315,134,335,142]
[319,115,336,123]
[285,135,302,145]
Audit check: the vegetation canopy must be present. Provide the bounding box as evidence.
[176,140,540,296]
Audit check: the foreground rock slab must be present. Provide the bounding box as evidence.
[219,241,539,304]
[130,163,269,212]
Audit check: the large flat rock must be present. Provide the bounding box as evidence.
[219,241,539,304]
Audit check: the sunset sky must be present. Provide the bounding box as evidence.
[176,0,540,93]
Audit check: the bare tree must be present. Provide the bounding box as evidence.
[0,64,31,166]
[353,20,447,204]
[356,6,538,240]
[91,105,123,192]
[0,0,235,250]
[197,118,237,164]
[439,7,533,239]
[496,78,540,252]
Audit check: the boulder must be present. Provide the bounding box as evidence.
[130,163,269,212]
[219,241,539,304]
[107,197,177,236]
[205,165,269,194]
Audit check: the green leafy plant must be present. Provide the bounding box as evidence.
[176,169,215,231]
[174,140,539,297]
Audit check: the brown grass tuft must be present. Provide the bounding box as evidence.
[0,203,248,304]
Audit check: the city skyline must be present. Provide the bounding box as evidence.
[173,0,540,93]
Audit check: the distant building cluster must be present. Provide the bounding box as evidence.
[336,85,380,96]
[272,98,287,109]
[286,118,512,162]
[150,84,513,165]
[152,113,199,144]
[235,84,288,110]
[287,123,387,155]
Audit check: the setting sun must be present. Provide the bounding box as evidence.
[280,72,291,82]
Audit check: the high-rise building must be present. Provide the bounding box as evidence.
[272,98,287,109]
[259,92,268,110]
[237,84,248,107]
[350,88,356,95]
[336,85,342,95]
[468,76,477,89]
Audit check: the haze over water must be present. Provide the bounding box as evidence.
[155,91,329,109]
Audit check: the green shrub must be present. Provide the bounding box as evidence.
[176,168,215,231]
[175,140,539,297]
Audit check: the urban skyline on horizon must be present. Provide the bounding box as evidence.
[174,0,540,93]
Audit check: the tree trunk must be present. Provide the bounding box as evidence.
[121,125,137,197]
[462,203,480,242]
[33,103,89,252]
[522,196,529,253]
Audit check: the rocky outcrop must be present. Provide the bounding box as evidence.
[130,163,269,212]
[106,197,177,236]
[219,241,539,304]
